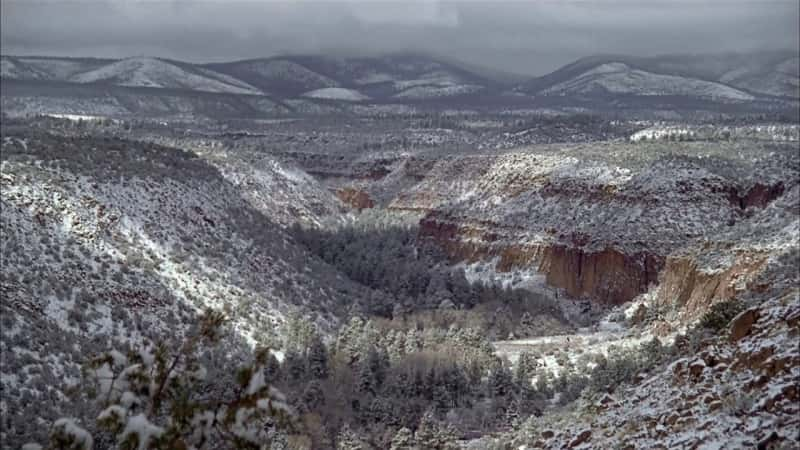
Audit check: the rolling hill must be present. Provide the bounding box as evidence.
[518,51,799,100]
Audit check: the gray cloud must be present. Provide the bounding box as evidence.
[2,1,798,75]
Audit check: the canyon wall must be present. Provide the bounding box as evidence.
[400,141,797,307]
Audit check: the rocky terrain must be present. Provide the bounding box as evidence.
[268,120,799,447]
[0,121,382,445]
[480,177,799,448]
[1,77,798,448]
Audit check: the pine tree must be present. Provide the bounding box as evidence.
[302,379,325,412]
[336,317,365,366]
[519,312,535,336]
[283,349,306,384]
[357,359,376,396]
[404,329,422,354]
[389,427,416,450]
[423,367,437,401]
[366,347,389,390]
[307,334,330,379]
[40,309,293,449]
[336,424,366,450]
[414,411,459,450]
[264,351,282,382]
[534,368,553,399]
[514,351,537,386]
[488,361,514,398]
[284,311,315,353]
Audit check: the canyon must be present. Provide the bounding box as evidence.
[1,111,798,449]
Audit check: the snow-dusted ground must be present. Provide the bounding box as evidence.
[494,319,645,380]
[394,83,484,99]
[630,123,800,142]
[0,128,368,446]
[302,87,370,102]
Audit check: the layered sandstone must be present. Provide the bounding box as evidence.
[336,187,375,210]
[405,140,797,305]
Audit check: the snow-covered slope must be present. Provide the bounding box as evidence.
[69,57,263,95]
[210,59,340,97]
[487,184,800,449]
[541,62,754,101]
[302,87,370,102]
[0,126,369,446]
[520,51,800,101]
[209,53,492,100]
[0,56,48,80]
[719,56,800,98]
[1,56,109,81]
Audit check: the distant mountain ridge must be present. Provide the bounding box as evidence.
[2,51,798,118]
[1,53,498,101]
[517,51,799,99]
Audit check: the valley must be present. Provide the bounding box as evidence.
[1,51,799,450]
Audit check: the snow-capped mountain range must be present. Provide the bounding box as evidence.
[1,51,798,118]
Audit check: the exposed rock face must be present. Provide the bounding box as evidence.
[336,187,374,210]
[731,182,786,210]
[504,286,800,449]
[729,308,760,342]
[406,141,797,305]
[538,245,663,305]
[419,215,664,305]
[567,429,591,448]
[656,253,769,319]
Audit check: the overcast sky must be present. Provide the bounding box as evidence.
[2,1,798,76]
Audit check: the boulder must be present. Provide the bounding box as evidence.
[568,429,591,448]
[730,308,759,342]
[688,359,706,380]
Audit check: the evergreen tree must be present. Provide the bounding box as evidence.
[336,424,366,450]
[389,427,416,450]
[414,411,459,450]
[283,349,307,385]
[404,329,422,354]
[264,351,282,382]
[302,379,326,412]
[488,361,514,398]
[514,351,537,386]
[366,347,389,390]
[39,310,293,450]
[357,359,376,396]
[411,370,426,398]
[307,334,330,379]
[337,317,365,366]
[519,312,535,336]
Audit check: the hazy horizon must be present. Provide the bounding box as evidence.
[3,1,798,77]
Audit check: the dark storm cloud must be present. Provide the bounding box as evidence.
[2,1,798,75]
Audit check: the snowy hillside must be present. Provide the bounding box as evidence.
[0,126,370,446]
[209,58,340,97]
[1,56,109,81]
[541,62,754,101]
[719,56,800,98]
[0,56,48,80]
[69,57,263,95]
[210,53,493,100]
[520,51,800,101]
